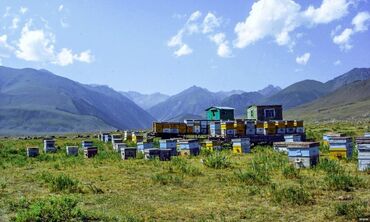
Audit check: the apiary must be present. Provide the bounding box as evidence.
[43,139,57,153]
[178,139,200,156]
[273,142,288,153]
[27,147,39,157]
[210,121,221,137]
[284,134,302,142]
[120,147,137,160]
[255,121,264,135]
[159,139,177,156]
[287,142,320,168]
[232,138,250,154]
[144,148,160,160]
[82,140,93,149]
[245,121,256,135]
[204,140,222,152]
[221,121,235,137]
[275,121,286,134]
[285,120,295,134]
[159,149,172,161]
[355,137,370,171]
[84,147,98,158]
[137,142,153,152]
[66,146,78,156]
[329,137,353,160]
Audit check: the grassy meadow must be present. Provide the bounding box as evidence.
[0,122,369,221]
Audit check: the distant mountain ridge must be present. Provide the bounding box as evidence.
[120,91,170,110]
[0,66,155,135]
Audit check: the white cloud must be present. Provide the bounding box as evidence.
[202,13,221,34]
[174,44,192,57]
[15,22,93,66]
[58,5,64,12]
[210,33,232,58]
[0,35,14,52]
[188,11,201,22]
[11,17,20,29]
[303,0,351,24]
[19,7,28,14]
[352,11,370,32]
[332,11,370,51]
[334,60,341,66]
[296,52,311,65]
[234,0,352,49]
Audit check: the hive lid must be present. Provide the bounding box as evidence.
[285,142,320,148]
[356,137,370,144]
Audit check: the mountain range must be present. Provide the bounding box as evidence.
[0,66,369,135]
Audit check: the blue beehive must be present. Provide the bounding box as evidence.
[44,139,56,153]
[356,137,370,171]
[178,139,200,156]
[287,142,320,168]
[103,134,111,143]
[284,135,302,142]
[137,142,153,152]
[328,137,353,160]
[159,139,177,156]
[82,140,93,149]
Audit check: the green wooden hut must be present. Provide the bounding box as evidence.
[205,106,234,121]
[246,105,283,121]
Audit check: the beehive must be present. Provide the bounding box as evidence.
[159,139,177,156]
[364,132,370,138]
[322,133,345,146]
[137,142,153,152]
[121,147,137,160]
[209,121,221,137]
[263,121,276,135]
[103,134,111,143]
[294,120,305,134]
[200,120,209,134]
[284,134,302,142]
[245,121,256,135]
[81,140,93,149]
[66,146,78,156]
[133,135,144,143]
[275,121,286,134]
[159,149,172,161]
[221,121,235,137]
[234,120,246,137]
[204,140,222,152]
[44,139,57,153]
[112,138,123,146]
[232,138,250,154]
[27,147,39,157]
[286,142,320,168]
[84,147,98,158]
[179,147,200,156]
[329,137,353,160]
[285,121,295,134]
[356,137,370,171]
[144,148,160,160]
[114,143,127,153]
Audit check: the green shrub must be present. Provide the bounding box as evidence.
[324,173,363,191]
[171,157,202,176]
[13,196,97,222]
[234,169,270,186]
[271,185,313,205]
[39,172,83,193]
[203,152,230,169]
[335,200,368,219]
[316,159,343,174]
[151,173,183,185]
[252,147,288,170]
[282,165,300,179]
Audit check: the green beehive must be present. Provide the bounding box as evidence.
[205,106,234,121]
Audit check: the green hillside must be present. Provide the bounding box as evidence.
[285,79,370,121]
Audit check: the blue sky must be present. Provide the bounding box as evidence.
[0,0,369,95]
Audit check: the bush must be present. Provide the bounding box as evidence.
[151,173,183,185]
[234,168,270,186]
[282,165,300,179]
[171,157,202,176]
[252,147,288,170]
[203,152,230,169]
[324,172,363,192]
[316,159,343,174]
[13,196,97,222]
[271,185,313,205]
[335,200,368,219]
[39,172,83,193]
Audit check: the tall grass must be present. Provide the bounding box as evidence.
[271,185,314,205]
[39,172,83,193]
[203,152,231,169]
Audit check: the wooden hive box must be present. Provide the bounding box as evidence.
[144,148,160,160]
[329,137,353,160]
[27,147,39,157]
[286,142,320,168]
[159,149,172,161]
[81,141,93,149]
[137,142,153,152]
[356,137,370,171]
[43,139,57,153]
[66,146,78,156]
[273,142,288,153]
[84,147,98,158]
[284,134,302,142]
[232,138,251,154]
[121,147,137,160]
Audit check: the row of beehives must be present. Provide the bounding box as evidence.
[152,120,304,137]
[99,131,146,144]
[273,132,370,171]
[26,140,97,158]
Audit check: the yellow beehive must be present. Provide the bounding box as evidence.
[263,121,276,129]
[256,121,264,128]
[153,122,163,133]
[233,146,242,154]
[329,150,347,160]
[294,120,304,127]
[285,120,295,127]
[275,121,285,128]
[221,122,234,130]
[178,123,187,134]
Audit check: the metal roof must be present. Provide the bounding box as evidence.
[205,106,235,111]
